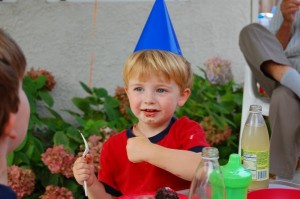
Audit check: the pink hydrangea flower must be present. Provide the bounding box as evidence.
[40,185,74,199]
[204,56,233,85]
[41,145,75,178]
[7,165,35,199]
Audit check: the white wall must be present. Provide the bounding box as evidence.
[0,0,252,119]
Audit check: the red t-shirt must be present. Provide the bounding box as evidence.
[98,116,209,196]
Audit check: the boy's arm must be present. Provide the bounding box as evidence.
[87,175,115,199]
[126,136,201,181]
[73,156,114,199]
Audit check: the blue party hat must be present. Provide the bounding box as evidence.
[134,0,182,55]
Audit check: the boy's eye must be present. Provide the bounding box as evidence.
[134,87,143,92]
[156,88,166,93]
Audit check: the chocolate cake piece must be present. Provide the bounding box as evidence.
[155,187,179,199]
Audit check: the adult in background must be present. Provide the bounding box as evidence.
[239,0,300,183]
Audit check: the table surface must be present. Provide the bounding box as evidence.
[269,179,300,189]
[177,179,300,196]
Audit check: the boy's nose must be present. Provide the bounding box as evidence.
[144,92,156,104]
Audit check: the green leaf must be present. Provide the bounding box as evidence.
[27,115,37,130]
[64,109,80,117]
[72,97,91,113]
[84,119,107,134]
[7,152,14,166]
[11,151,31,165]
[14,132,29,151]
[73,115,86,127]
[23,76,47,92]
[23,77,36,93]
[63,179,81,194]
[39,90,54,107]
[47,173,61,186]
[27,94,37,113]
[106,96,119,108]
[25,144,35,160]
[104,101,118,122]
[46,107,63,120]
[53,131,70,149]
[80,81,93,94]
[31,136,45,163]
[93,87,108,98]
[85,96,100,105]
[33,76,47,90]
[66,127,82,143]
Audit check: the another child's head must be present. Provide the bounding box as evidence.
[0,29,30,153]
[0,62,19,135]
[123,50,193,92]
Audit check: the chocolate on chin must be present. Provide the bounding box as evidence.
[155,187,179,199]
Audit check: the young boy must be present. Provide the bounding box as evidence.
[73,0,209,198]
[73,50,209,198]
[0,29,30,198]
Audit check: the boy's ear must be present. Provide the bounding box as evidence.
[3,113,17,139]
[124,86,128,94]
[178,88,191,107]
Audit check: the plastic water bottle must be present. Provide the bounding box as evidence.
[241,105,270,191]
[188,147,226,199]
[221,154,252,199]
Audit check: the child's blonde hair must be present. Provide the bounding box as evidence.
[123,50,193,92]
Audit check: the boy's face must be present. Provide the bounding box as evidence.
[125,73,190,128]
[8,82,30,153]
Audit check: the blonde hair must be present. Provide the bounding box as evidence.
[123,50,193,91]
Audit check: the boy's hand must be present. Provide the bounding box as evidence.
[72,154,96,187]
[126,135,154,163]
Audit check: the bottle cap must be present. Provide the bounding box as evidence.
[249,104,262,112]
[221,154,252,188]
[202,147,219,159]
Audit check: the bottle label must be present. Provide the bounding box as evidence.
[242,150,269,181]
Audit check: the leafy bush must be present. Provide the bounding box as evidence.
[7,70,135,198]
[175,67,243,164]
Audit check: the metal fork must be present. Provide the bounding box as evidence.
[80,132,89,196]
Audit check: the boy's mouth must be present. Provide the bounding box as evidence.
[141,108,159,112]
[141,109,159,117]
